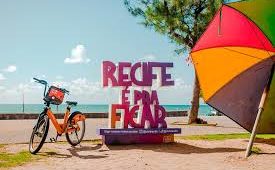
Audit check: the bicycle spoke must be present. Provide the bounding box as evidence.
[75,130,80,143]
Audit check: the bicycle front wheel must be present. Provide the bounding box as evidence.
[65,113,85,146]
[29,115,49,154]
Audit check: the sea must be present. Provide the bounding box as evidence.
[0,104,213,115]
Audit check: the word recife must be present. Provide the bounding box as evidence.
[102,61,174,87]
[102,61,174,129]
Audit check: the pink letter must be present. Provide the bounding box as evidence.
[124,105,142,128]
[134,90,142,105]
[118,62,132,86]
[151,90,159,105]
[141,62,151,86]
[121,89,130,105]
[141,104,157,128]
[130,62,145,86]
[142,90,151,105]
[154,105,167,128]
[102,61,118,87]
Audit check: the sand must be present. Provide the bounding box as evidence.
[4,138,275,170]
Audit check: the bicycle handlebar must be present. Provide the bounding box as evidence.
[33,78,48,97]
[33,77,70,97]
[60,88,70,94]
[33,78,48,85]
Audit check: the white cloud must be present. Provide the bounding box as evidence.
[174,78,192,89]
[0,73,6,80]
[0,80,44,103]
[138,54,156,61]
[70,78,101,95]
[51,78,116,103]
[64,44,90,64]
[52,78,101,96]
[3,65,17,73]
[0,86,5,90]
[55,75,64,80]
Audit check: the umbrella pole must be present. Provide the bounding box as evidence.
[245,65,274,158]
[245,87,268,157]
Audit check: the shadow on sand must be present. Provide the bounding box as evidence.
[38,151,73,159]
[40,142,245,160]
[67,144,108,159]
[106,142,244,154]
[254,138,275,146]
[242,138,275,155]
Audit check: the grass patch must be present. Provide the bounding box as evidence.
[256,134,275,139]
[176,133,275,141]
[0,150,42,168]
[56,139,102,145]
[88,139,102,145]
[251,146,262,154]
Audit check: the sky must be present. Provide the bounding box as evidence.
[0,0,198,104]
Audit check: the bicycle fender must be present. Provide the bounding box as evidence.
[68,111,85,122]
[33,111,47,130]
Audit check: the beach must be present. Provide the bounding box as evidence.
[5,139,275,170]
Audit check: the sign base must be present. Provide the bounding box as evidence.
[99,128,181,145]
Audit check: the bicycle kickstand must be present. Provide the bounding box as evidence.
[50,134,60,143]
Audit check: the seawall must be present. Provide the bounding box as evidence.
[0,111,188,120]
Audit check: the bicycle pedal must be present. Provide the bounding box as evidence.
[49,137,56,143]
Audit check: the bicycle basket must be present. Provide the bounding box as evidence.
[44,86,65,105]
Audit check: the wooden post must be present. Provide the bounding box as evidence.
[245,87,268,157]
[245,64,274,157]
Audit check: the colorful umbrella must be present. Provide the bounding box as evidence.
[190,0,275,156]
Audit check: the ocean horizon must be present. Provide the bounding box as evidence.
[0,104,213,115]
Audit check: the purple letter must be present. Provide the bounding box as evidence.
[160,63,174,86]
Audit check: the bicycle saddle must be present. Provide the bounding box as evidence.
[66,101,78,106]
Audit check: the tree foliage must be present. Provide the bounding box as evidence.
[124,0,222,53]
[124,0,224,123]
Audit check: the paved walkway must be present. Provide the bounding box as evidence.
[0,116,246,144]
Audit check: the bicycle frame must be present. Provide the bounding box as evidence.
[43,105,85,135]
[44,107,70,135]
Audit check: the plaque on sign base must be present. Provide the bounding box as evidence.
[98,128,181,145]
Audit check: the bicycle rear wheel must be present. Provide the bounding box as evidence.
[65,113,85,146]
[29,115,49,154]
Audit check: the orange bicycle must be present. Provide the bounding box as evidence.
[29,78,86,154]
